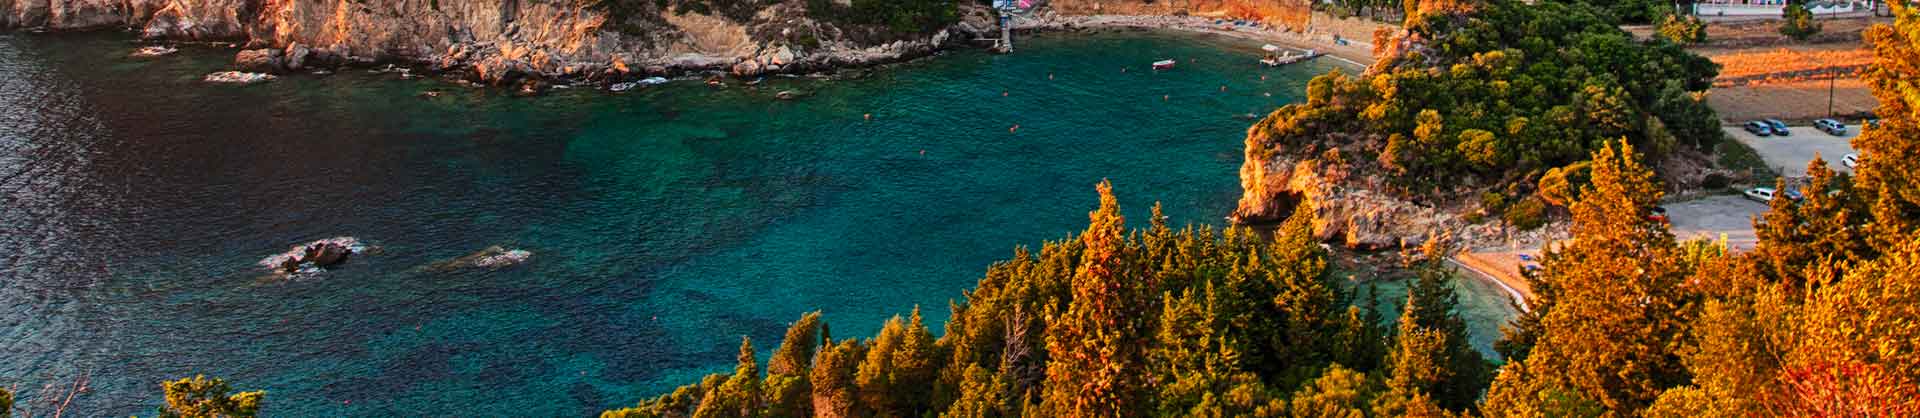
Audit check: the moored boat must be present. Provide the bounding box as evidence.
[1152,59,1176,70]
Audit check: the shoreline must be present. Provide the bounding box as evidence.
[1013,14,1379,70]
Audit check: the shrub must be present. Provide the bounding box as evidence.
[1657,14,1707,45]
[1504,196,1550,230]
[1781,3,1823,41]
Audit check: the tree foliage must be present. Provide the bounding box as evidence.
[1780,3,1824,41]
[1657,14,1707,45]
[155,375,264,418]
[1251,0,1718,200]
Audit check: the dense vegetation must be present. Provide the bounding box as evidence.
[1254,0,1719,202]
[605,181,1491,418]
[605,3,1920,418]
[1566,0,1673,24]
[805,0,962,34]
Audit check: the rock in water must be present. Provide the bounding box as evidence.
[258,237,366,273]
[419,246,533,272]
[203,71,275,84]
[130,46,178,57]
[285,43,311,70]
[233,48,284,73]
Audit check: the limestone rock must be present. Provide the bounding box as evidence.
[233,48,283,73]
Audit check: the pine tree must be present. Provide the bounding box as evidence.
[1857,2,1920,241]
[1040,180,1153,417]
[940,364,1010,418]
[810,339,866,418]
[692,337,762,418]
[1484,140,1692,414]
[765,313,824,417]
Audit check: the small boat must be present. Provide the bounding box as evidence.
[638,76,669,85]
[609,82,638,92]
[1152,59,1176,70]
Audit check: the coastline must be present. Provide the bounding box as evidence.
[1012,13,1381,70]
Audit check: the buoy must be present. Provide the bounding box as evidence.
[1002,91,1009,97]
[1220,85,1228,92]
[1163,95,1170,101]
[920,150,926,155]
[1261,75,1267,80]
[1121,68,1128,73]
[1048,73,1054,80]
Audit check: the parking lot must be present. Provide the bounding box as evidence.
[1725,125,1859,177]
[1665,194,1769,250]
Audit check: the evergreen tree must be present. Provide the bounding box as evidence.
[155,375,264,418]
[1377,247,1493,412]
[692,338,763,418]
[1780,2,1824,41]
[765,313,824,417]
[1040,180,1154,417]
[940,364,1009,418]
[1287,364,1379,418]
[1485,140,1692,414]
[1857,2,1920,240]
[810,339,866,418]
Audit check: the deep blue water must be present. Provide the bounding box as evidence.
[0,30,1513,416]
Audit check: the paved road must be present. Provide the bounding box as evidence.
[1665,194,1769,250]
[1725,125,1859,177]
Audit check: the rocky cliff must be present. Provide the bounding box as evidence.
[1231,116,1469,250]
[1,0,993,83]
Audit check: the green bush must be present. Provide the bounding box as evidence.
[1657,14,1708,45]
[1504,196,1550,230]
[1780,3,1823,40]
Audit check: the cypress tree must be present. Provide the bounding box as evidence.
[1040,180,1153,417]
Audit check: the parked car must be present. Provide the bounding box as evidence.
[1745,121,1773,136]
[1647,206,1670,224]
[1815,118,1848,136]
[1867,119,1882,130]
[1844,153,1859,169]
[1749,187,1802,202]
[1765,119,1792,136]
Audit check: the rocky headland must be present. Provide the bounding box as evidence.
[0,0,1368,86]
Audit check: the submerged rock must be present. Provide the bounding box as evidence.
[130,46,177,57]
[420,246,532,272]
[203,71,275,84]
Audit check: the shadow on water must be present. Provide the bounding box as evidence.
[0,30,1509,416]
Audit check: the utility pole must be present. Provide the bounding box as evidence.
[1828,69,1837,118]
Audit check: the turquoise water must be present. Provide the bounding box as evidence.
[0,30,1512,416]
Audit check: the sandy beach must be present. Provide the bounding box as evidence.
[1011,13,1385,69]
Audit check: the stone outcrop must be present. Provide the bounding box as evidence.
[1231,118,1463,250]
[1,0,988,84]
[258,237,365,273]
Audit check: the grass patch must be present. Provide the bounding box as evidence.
[1716,134,1777,185]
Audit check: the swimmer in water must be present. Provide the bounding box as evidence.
[1010,124,1020,133]
[864,113,872,121]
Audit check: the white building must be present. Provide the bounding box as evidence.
[1693,0,1860,17]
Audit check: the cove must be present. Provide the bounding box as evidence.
[0,30,1513,416]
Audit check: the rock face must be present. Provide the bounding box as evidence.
[1,0,986,84]
[1231,118,1462,250]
